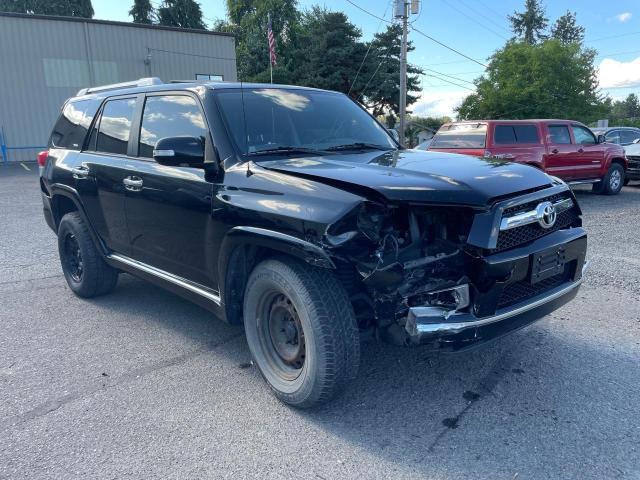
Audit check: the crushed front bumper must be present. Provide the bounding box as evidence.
[404,228,587,350]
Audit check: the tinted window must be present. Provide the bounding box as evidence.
[96,98,136,155]
[605,130,621,144]
[571,125,596,145]
[216,89,395,155]
[49,99,100,150]
[139,95,207,158]
[621,130,640,145]
[431,124,487,149]
[494,125,539,144]
[548,125,571,144]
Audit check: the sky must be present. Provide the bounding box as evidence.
[94,0,640,118]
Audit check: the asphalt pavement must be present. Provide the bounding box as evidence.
[1,162,639,479]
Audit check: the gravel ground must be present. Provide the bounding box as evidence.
[1,163,639,480]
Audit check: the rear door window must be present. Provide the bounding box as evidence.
[621,130,640,145]
[493,124,539,144]
[138,95,207,158]
[431,124,487,149]
[605,130,621,144]
[49,99,101,150]
[95,98,136,155]
[548,125,571,144]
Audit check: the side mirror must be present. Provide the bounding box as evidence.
[387,128,400,143]
[597,134,606,144]
[153,136,205,167]
[633,138,640,144]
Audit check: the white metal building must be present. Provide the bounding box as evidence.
[0,12,237,162]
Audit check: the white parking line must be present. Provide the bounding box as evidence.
[20,163,31,171]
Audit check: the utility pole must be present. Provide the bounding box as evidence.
[395,0,419,147]
[399,3,408,147]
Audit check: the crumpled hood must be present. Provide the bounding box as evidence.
[259,149,552,206]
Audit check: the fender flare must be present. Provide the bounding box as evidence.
[49,184,108,256]
[217,226,336,323]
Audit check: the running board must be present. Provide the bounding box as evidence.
[567,179,599,185]
[108,253,221,305]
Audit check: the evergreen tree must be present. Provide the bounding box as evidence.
[508,0,547,44]
[158,0,206,30]
[551,11,585,44]
[129,0,154,24]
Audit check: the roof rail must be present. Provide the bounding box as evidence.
[76,77,163,96]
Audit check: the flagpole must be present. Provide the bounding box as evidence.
[268,13,273,84]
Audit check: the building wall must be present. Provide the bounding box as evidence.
[0,13,236,162]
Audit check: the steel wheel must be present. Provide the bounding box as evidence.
[63,233,83,282]
[258,290,306,381]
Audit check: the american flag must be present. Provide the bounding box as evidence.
[267,15,277,66]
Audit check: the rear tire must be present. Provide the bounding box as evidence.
[243,257,360,408]
[58,212,118,298]
[593,163,624,195]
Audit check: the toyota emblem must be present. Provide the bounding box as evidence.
[536,201,557,229]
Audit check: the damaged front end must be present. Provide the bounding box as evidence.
[322,188,588,351]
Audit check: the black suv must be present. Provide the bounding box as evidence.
[40,78,588,407]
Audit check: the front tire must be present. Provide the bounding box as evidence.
[243,257,360,408]
[58,212,118,297]
[593,163,624,195]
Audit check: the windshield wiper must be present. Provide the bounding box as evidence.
[248,146,327,156]
[325,142,394,152]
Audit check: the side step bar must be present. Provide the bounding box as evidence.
[108,253,221,305]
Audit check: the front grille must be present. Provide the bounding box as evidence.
[628,155,640,169]
[497,272,566,309]
[495,193,580,252]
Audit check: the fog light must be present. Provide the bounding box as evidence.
[410,284,470,310]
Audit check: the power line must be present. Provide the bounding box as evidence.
[457,0,511,34]
[586,31,640,43]
[410,25,488,68]
[423,68,476,85]
[346,0,488,68]
[148,47,235,62]
[348,1,392,96]
[437,0,508,40]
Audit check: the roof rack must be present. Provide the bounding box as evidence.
[76,77,163,96]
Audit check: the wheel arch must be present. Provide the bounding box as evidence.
[49,185,107,256]
[218,227,336,325]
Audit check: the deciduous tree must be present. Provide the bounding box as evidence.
[0,0,94,18]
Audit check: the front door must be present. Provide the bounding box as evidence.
[123,93,215,287]
[569,124,605,180]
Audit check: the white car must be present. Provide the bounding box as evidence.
[624,138,640,184]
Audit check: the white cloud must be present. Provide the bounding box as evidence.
[615,12,632,22]
[411,90,469,119]
[598,57,640,88]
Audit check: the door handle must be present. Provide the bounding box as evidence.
[578,148,584,153]
[551,148,559,154]
[123,176,143,191]
[71,166,89,179]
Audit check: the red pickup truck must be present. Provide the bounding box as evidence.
[428,119,628,195]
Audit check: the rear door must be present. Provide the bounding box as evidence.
[123,92,215,287]
[570,124,603,180]
[488,123,543,165]
[75,95,140,255]
[543,123,579,180]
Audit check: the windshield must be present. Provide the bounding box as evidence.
[431,123,487,149]
[215,88,396,156]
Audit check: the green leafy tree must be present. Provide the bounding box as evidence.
[456,39,607,123]
[508,0,547,44]
[609,93,640,121]
[551,10,584,44]
[0,0,93,17]
[405,116,450,146]
[158,0,205,29]
[129,0,154,24]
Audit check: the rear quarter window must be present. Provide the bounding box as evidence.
[493,125,539,144]
[49,99,100,150]
[431,124,487,149]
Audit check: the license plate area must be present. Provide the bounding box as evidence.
[530,246,566,284]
